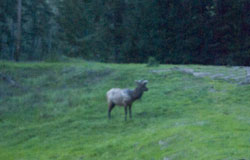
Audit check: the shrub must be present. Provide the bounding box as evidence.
[147,56,159,67]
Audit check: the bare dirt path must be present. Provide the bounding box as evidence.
[150,66,250,85]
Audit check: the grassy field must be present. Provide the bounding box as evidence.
[0,60,250,160]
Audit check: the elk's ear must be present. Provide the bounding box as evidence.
[135,80,142,85]
[143,80,148,84]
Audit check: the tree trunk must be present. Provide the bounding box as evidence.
[15,0,22,62]
[113,0,125,63]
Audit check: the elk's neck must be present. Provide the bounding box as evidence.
[132,87,144,101]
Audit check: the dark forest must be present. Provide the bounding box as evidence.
[1,0,250,65]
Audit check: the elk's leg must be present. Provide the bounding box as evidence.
[108,103,115,119]
[124,106,128,121]
[129,105,132,119]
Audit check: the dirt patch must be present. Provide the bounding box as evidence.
[240,67,250,85]
[151,66,250,85]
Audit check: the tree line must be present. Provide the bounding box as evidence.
[0,0,250,65]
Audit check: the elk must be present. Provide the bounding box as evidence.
[106,80,148,120]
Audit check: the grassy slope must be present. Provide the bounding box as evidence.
[0,60,250,160]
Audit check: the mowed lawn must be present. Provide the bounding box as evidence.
[0,60,250,160]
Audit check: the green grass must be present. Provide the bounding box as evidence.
[0,60,250,160]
